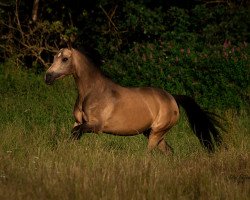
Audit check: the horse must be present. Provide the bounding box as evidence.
[45,48,222,155]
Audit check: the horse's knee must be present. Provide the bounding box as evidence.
[73,121,81,128]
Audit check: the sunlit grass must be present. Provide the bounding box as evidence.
[0,121,249,200]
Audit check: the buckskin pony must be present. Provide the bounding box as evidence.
[45,48,222,155]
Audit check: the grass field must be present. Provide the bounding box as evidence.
[0,64,249,199]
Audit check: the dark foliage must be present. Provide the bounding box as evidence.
[0,0,249,109]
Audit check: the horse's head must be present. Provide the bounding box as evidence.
[45,48,74,85]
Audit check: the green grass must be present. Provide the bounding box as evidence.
[0,64,249,199]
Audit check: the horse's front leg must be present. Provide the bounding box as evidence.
[70,123,96,140]
[71,113,89,140]
[71,98,86,140]
[70,122,83,140]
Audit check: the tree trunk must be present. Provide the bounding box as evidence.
[32,0,39,22]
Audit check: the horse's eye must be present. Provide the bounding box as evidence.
[62,57,68,62]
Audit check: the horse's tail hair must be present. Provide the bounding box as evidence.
[173,95,223,152]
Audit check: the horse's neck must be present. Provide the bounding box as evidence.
[74,62,107,99]
[73,50,118,100]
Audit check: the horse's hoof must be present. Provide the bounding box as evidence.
[70,131,81,140]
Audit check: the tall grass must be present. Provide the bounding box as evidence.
[0,64,249,199]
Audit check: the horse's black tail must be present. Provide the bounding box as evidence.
[174,95,223,152]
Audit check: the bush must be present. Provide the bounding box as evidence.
[101,40,249,109]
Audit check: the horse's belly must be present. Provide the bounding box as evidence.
[102,107,152,135]
[102,124,150,136]
[103,124,150,136]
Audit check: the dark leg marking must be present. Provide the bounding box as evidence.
[70,123,101,140]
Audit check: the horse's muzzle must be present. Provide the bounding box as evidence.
[45,73,55,85]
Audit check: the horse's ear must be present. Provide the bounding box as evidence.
[67,40,72,50]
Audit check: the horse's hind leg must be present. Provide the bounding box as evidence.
[145,130,173,156]
[157,138,173,155]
